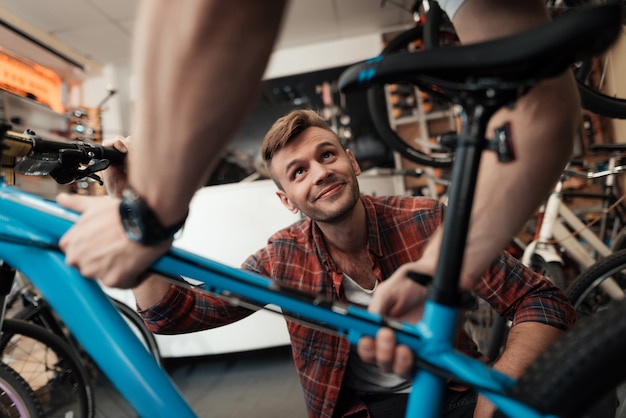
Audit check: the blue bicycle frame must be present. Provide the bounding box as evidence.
[0,176,552,417]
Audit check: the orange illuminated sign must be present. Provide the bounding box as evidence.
[0,51,64,113]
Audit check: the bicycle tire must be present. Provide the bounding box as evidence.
[0,362,44,418]
[504,298,626,417]
[578,81,626,119]
[13,295,163,367]
[0,318,95,418]
[566,248,626,314]
[111,298,163,367]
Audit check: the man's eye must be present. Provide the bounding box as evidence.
[322,151,332,159]
[294,168,304,178]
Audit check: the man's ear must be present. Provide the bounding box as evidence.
[276,190,299,213]
[346,149,361,176]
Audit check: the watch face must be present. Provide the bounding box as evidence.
[120,200,144,242]
[120,187,184,245]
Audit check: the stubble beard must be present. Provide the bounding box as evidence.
[305,179,361,223]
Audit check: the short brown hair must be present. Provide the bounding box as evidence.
[261,109,335,166]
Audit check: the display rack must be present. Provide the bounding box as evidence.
[384,83,456,197]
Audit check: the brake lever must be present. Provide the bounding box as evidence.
[49,149,111,185]
[83,159,111,185]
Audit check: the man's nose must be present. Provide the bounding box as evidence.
[311,162,331,183]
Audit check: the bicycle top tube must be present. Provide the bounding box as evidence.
[338,3,621,93]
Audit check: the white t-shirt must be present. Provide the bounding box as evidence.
[341,274,412,395]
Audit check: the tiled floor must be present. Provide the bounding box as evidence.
[93,345,308,418]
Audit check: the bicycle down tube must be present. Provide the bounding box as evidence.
[0,3,622,417]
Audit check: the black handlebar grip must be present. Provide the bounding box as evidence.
[30,137,126,165]
[92,144,126,165]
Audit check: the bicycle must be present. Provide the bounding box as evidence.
[520,147,626,290]
[0,4,622,418]
[561,146,626,253]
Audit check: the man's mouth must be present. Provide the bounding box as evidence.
[316,183,343,200]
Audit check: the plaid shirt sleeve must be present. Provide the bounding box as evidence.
[476,251,576,331]
[137,277,254,335]
[138,242,277,335]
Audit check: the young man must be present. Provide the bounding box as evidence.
[105,109,575,418]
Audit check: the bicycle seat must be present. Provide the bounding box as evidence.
[338,4,621,95]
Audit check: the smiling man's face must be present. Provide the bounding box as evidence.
[270,126,361,223]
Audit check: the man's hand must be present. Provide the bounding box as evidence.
[357,262,430,376]
[102,136,131,198]
[57,193,171,288]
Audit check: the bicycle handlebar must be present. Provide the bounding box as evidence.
[1,124,126,185]
[2,129,125,165]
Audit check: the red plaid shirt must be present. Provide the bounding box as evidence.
[139,195,575,418]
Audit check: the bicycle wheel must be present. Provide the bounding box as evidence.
[566,248,626,315]
[366,22,457,167]
[504,298,626,417]
[13,294,162,367]
[0,362,44,418]
[574,49,626,119]
[0,318,94,418]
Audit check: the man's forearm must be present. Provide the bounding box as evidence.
[492,322,564,379]
[129,0,287,226]
[133,274,172,310]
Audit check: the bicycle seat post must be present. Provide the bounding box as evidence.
[407,89,512,416]
[431,99,501,299]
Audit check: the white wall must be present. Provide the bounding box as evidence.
[263,32,383,80]
[80,64,132,138]
[81,32,389,137]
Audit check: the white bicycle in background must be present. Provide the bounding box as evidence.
[521,145,626,297]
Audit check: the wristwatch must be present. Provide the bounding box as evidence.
[119,187,186,245]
